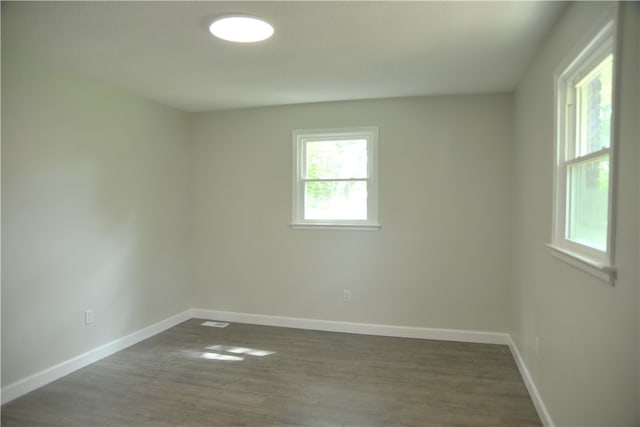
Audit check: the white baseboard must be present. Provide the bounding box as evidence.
[191,308,511,345]
[1,309,192,405]
[508,336,555,427]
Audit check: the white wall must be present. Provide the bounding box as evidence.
[191,95,513,333]
[1,52,193,386]
[512,2,639,425]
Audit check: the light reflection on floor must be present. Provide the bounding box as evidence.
[200,352,244,361]
[195,344,276,361]
[206,345,275,357]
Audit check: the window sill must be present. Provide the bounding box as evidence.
[290,223,381,231]
[546,244,616,285]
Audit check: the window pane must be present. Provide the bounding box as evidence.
[305,139,367,179]
[567,155,609,250]
[304,181,367,220]
[576,54,613,156]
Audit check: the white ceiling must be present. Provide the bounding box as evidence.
[2,1,566,112]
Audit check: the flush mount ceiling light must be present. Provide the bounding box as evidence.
[209,16,274,43]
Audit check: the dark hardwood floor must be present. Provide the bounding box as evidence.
[2,319,541,426]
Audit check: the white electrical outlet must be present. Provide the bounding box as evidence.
[343,290,351,302]
[85,309,94,325]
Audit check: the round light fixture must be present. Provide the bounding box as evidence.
[209,16,274,43]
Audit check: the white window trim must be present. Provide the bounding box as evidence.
[291,127,380,230]
[549,4,619,284]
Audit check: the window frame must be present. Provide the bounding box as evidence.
[549,7,618,284]
[291,127,380,230]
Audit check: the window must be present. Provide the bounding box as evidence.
[292,127,379,229]
[550,13,617,282]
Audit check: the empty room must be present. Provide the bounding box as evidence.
[1,1,639,426]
